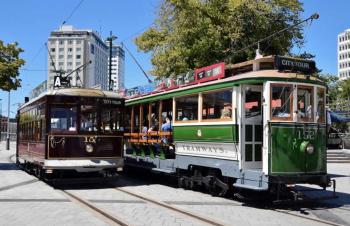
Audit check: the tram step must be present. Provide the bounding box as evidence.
[327,160,350,163]
[151,168,176,174]
[327,156,349,160]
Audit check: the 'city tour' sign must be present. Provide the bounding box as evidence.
[275,56,316,74]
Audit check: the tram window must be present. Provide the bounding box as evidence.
[175,95,198,121]
[80,105,98,132]
[50,107,77,132]
[245,87,261,119]
[141,104,149,133]
[133,105,140,133]
[161,99,173,126]
[297,86,314,122]
[150,102,159,131]
[101,108,123,132]
[316,88,326,123]
[202,89,232,120]
[271,84,293,120]
[124,106,131,133]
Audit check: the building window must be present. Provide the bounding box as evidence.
[59,48,64,52]
[59,62,64,66]
[68,48,73,52]
[76,55,81,59]
[90,44,95,54]
[50,48,55,52]
[76,62,81,66]
[76,40,82,44]
[59,40,64,45]
[68,40,73,44]
[67,55,72,59]
[76,48,81,52]
[67,62,73,66]
[59,55,64,59]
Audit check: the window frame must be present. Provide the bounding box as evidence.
[200,88,233,122]
[174,94,199,123]
[270,83,294,121]
[296,85,314,123]
[316,87,326,124]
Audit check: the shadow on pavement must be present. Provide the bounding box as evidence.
[0,162,18,170]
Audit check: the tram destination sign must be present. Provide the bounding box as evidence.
[275,56,316,74]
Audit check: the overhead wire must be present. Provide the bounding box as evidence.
[61,0,85,26]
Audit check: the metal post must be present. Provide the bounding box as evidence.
[6,91,10,150]
[109,31,112,91]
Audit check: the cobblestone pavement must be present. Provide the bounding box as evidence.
[0,142,110,226]
[1,142,350,226]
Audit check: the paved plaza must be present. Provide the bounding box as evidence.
[1,142,350,226]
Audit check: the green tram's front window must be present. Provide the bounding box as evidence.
[297,86,314,122]
[317,87,326,123]
[271,84,293,121]
[50,106,77,132]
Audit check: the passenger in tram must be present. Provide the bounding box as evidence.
[149,113,158,132]
[221,108,232,119]
[141,122,148,140]
[161,117,172,132]
[161,117,172,144]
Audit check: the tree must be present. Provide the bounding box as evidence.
[0,41,25,91]
[135,0,304,78]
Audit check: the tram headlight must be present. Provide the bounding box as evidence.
[306,144,315,155]
[86,144,94,153]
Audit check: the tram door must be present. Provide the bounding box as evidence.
[241,85,263,170]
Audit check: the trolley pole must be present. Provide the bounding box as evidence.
[6,91,10,150]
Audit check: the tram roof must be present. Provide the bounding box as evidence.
[19,88,123,110]
[126,65,325,105]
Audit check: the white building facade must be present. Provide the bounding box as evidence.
[47,25,109,90]
[107,44,125,92]
[338,29,350,80]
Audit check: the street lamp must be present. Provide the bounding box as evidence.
[106,31,117,91]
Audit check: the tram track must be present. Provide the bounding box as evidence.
[114,187,225,226]
[60,189,129,226]
[7,155,345,226]
[114,186,342,226]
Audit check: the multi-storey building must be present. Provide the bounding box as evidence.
[107,44,125,92]
[338,29,350,80]
[47,25,109,90]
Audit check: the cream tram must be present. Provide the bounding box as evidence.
[124,56,330,197]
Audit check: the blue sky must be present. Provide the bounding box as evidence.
[0,0,349,117]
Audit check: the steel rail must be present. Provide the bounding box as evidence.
[115,187,225,226]
[61,190,129,226]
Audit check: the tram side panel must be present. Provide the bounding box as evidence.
[174,124,240,179]
[17,100,47,168]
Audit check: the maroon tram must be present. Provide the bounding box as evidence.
[16,88,124,177]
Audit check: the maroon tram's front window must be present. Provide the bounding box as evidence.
[50,106,77,132]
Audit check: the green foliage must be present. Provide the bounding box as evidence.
[340,78,350,99]
[0,40,25,91]
[135,0,304,78]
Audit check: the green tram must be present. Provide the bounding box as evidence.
[124,55,331,197]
